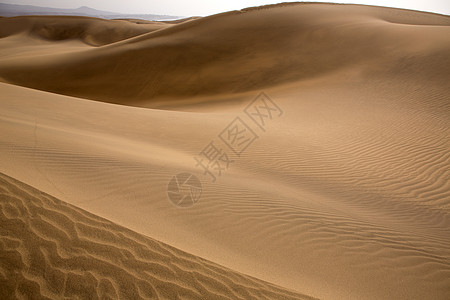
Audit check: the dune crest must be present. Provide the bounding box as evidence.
[0,15,173,46]
[0,172,315,299]
[0,4,449,106]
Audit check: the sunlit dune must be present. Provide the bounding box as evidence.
[0,3,449,299]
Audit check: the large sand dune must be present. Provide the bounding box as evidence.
[0,3,449,299]
[1,3,449,105]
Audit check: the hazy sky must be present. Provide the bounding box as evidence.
[3,0,450,16]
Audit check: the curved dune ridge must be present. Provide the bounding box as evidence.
[0,2,450,300]
[0,3,449,105]
[0,172,315,299]
[0,15,173,46]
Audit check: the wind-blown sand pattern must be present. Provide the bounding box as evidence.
[0,3,449,300]
[0,172,314,299]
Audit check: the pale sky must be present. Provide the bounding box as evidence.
[2,0,450,16]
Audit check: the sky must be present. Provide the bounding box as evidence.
[2,0,450,16]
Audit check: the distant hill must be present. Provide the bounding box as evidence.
[0,3,181,20]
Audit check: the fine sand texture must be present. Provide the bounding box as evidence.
[0,172,314,299]
[0,3,449,300]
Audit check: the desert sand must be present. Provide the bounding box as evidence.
[0,3,449,299]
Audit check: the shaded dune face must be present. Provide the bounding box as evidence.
[0,4,449,105]
[0,16,170,46]
[0,173,315,299]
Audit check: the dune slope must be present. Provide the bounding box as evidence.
[0,3,449,300]
[0,15,172,46]
[0,4,449,105]
[0,172,314,299]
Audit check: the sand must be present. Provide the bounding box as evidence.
[0,172,315,299]
[0,3,449,299]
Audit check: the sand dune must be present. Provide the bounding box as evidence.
[0,15,173,46]
[0,3,449,300]
[0,4,449,105]
[0,172,314,299]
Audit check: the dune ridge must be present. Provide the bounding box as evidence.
[0,172,315,299]
[1,72,449,299]
[0,15,174,46]
[0,3,449,105]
